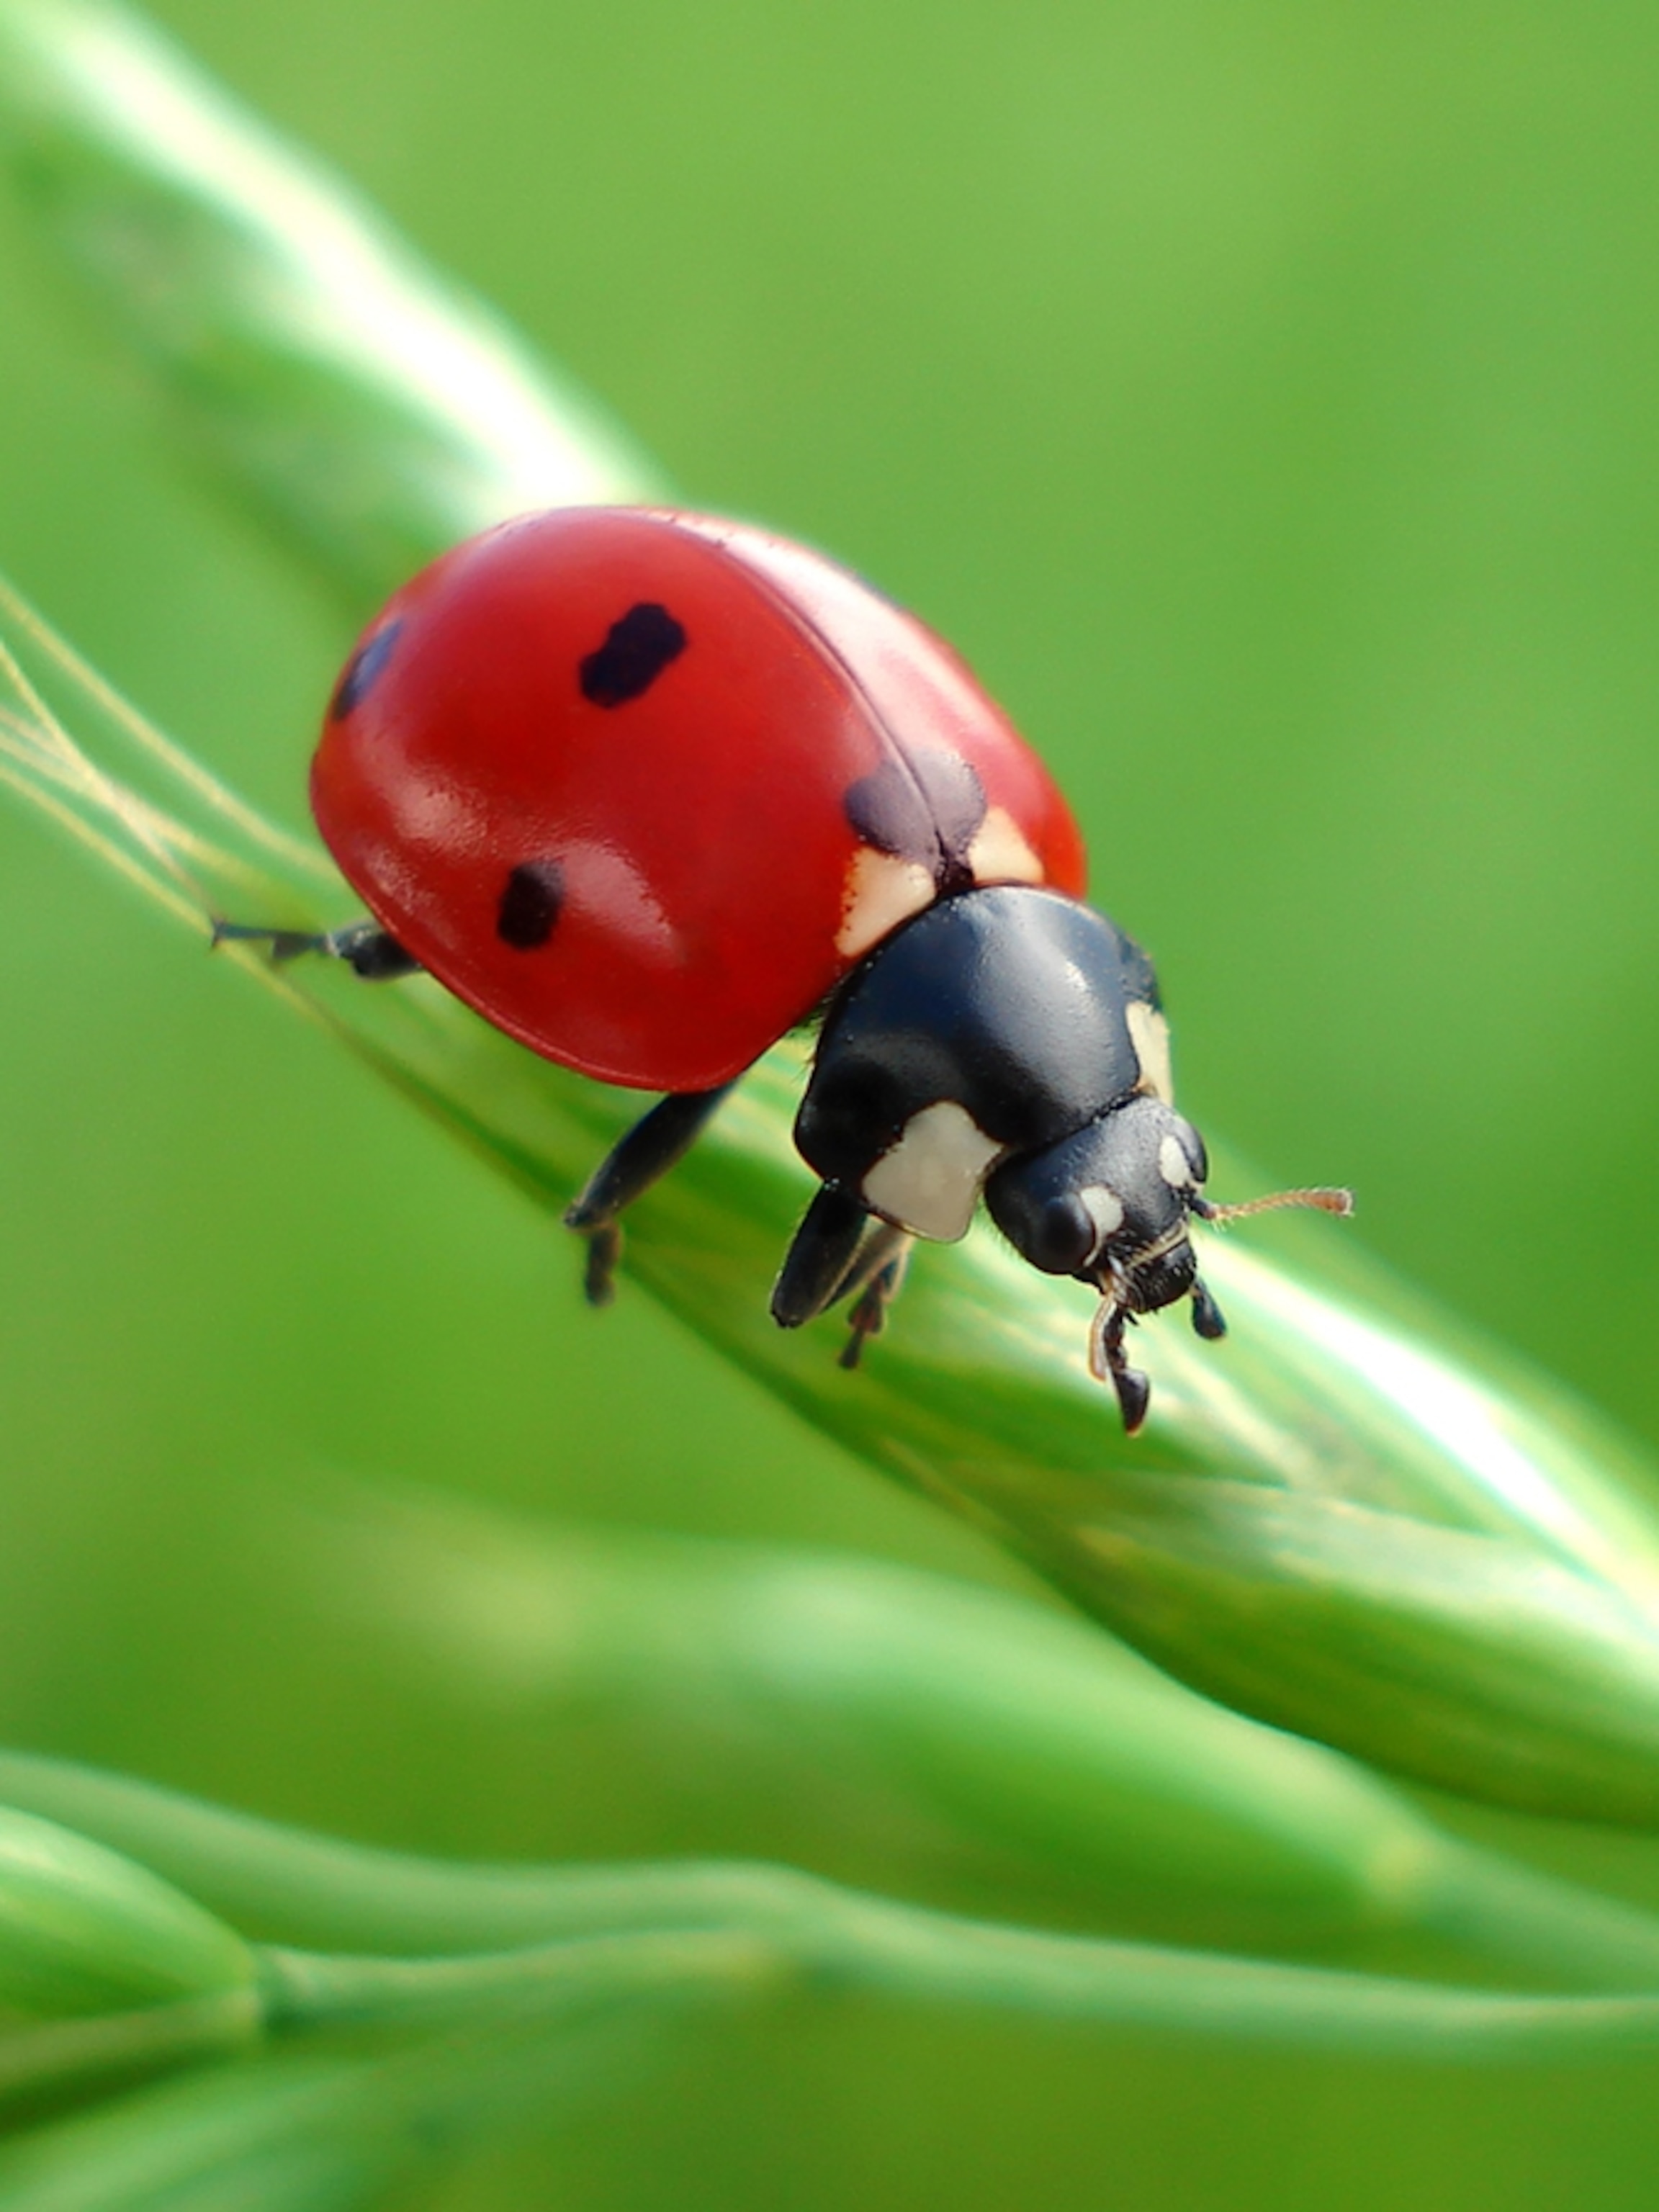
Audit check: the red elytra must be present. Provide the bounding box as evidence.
[310,507,1088,1093]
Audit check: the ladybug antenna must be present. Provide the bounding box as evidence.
[1191,1186,1354,1230]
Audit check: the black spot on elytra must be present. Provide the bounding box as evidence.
[497,860,565,950]
[329,619,403,719]
[579,603,687,707]
[843,749,987,891]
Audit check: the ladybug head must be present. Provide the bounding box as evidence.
[986,1097,1352,1431]
[985,1094,1209,1304]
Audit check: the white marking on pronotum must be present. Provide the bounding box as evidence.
[861,1100,1006,1242]
[1158,1132,1194,1188]
[1127,1000,1174,1105]
[967,806,1044,885]
[1079,1184,1124,1251]
[836,847,935,959]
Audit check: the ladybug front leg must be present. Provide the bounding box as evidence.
[1190,1278,1227,1341]
[1087,1292,1153,1436]
[211,918,421,980]
[770,1184,873,1333]
[563,1085,737,1306]
[773,1195,913,1368]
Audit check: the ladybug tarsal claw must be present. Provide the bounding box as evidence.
[1112,1362,1152,1437]
[835,1229,913,1370]
[841,1282,886,1365]
[209,919,318,963]
[579,1223,622,1308]
[1190,1279,1227,1341]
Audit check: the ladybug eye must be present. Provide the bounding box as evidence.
[578,603,687,708]
[496,859,565,950]
[984,1172,1095,1277]
[1032,1194,1097,1275]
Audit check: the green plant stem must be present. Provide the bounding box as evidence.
[0,1990,261,2113]
[9,1750,1659,2005]
[9,1951,1659,2212]
[250,1912,1659,2063]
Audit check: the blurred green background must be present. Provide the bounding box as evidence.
[1,0,1658,2203]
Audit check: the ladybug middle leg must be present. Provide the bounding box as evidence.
[564,1085,737,1306]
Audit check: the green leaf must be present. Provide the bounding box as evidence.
[0,1805,253,2022]
[0,1806,258,2116]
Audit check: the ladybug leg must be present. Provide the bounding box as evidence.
[1087,1288,1152,1435]
[834,1226,914,1371]
[770,1184,872,1331]
[1190,1277,1227,1341]
[563,1085,737,1307]
[211,918,421,981]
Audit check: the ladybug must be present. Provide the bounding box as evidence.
[222,507,1350,1431]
